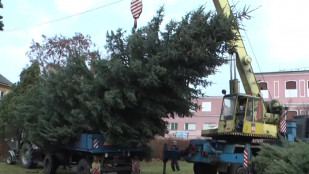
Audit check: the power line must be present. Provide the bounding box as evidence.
[5,0,126,32]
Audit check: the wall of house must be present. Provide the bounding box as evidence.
[0,85,11,100]
[256,71,309,103]
[165,96,223,139]
[0,73,12,101]
[256,71,309,119]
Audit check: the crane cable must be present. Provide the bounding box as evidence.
[240,23,273,100]
[231,0,273,100]
[4,0,126,32]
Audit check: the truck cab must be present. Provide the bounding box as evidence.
[202,93,279,139]
[219,94,263,133]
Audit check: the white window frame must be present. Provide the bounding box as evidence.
[203,123,218,130]
[184,123,196,131]
[299,80,305,97]
[168,123,178,131]
[258,81,269,98]
[285,80,298,98]
[202,102,211,112]
[0,90,4,100]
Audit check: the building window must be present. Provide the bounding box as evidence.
[168,123,178,131]
[285,81,297,98]
[300,110,306,115]
[202,102,211,112]
[184,123,196,131]
[287,110,297,121]
[203,123,218,130]
[258,82,269,98]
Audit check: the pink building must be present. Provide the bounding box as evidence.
[165,96,223,139]
[166,70,309,139]
[256,70,309,120]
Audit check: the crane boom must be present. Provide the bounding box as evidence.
[213,0,261,97]
[201,0,286,139]
[181,2,291,173]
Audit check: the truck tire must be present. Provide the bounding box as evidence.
[20,143,35,168]
[229,164,245,174]
[193,163,203,174]
[43,154,58,174]
[77,158,91,174]
[6,152,15,165]
[194,163,217,174]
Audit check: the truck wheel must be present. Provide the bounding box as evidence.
[20,143,35,168]
[43,154,58,174]
[206,163,217,174]
[194,163,217,174]
[6,153,15,165]
[193,163,203,174]
[229,164,245,174]
[77,159,91,174]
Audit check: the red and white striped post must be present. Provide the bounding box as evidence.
[93,139,99,149]
[244,149,248,168]
[130,0,143,29]
[132,159,140,174]
[280,115,287,134]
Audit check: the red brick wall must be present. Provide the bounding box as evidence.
[148,138,190,159]
[0,140,9,161]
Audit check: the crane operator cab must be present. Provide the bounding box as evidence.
[219,93,264,133]
[200,93,279,140]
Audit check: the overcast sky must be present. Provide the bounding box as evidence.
[1,0,309,96]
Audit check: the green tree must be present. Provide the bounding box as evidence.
[0,61,41,126]
[0,0,3,31]
[20,54,95,149]
[26,33,95,71]
[253,139,309,173]
[3,6,241,150]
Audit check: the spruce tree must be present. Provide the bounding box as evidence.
[0,61,41,125]
[253,139,309,173]
[2,6,240,149]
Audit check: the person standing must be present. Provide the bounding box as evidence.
[171,140,180,172]
[162,143,168,174]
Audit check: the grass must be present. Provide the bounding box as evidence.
[0,162,75,174]
[141,160,193,174]
[0,160,193,174]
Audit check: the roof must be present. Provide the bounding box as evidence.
[0,74,13,87]
[255,70,309,76]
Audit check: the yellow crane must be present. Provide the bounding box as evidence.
[163,1,295,173]
[202,0,285,139]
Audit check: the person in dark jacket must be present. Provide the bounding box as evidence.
[171,140,180,171]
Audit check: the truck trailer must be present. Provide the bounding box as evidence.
[4,128,142,174]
